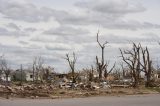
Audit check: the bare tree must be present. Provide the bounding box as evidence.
[112,68,121,80]
[43,66,52,82]
[120,62,126,78]
[120,43,141,88]
[32,59,36,82]
[140,46,153,87]
[104,62,116,79]
[96,31,115,81]
[96,31,108,80]
[20,64,23,85]
[82,65,95,82]
[0,66,2,80]
[89,65,94,82]
[65,52,77,83]
[0,55,11,85]
[32,56,44,83]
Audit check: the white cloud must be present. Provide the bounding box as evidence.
[0,0,54,22]
[0,0,160,72]
[75,0,146,14]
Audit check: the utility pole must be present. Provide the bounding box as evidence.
[20,64,23,85]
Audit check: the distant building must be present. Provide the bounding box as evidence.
[26,71,41,81]
[11,69,40,82]
[26,71,33,81]
[11,70,26,81]
[0,73,11,82]
[154,70,160,79]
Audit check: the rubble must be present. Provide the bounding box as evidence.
[0,81,159,99]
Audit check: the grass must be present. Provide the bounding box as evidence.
[147,87,160,93]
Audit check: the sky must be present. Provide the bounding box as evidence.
[0,0,160,72]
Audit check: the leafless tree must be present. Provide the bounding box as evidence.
[0,55,11,85]
[140,46,153,87]
[0,66,2,79]
[43,66,52,82]
[112,68,121,80]
[120,62,125,78]
[89,66,94,82]
[119,62,131,79]
[65,52,77,83]
[20,64,23,85]
[120,43,141,88]
[96,31,108,80]
[82,65,95,82]
[104,61,116,79]
[32,56,44,82]
[96,31,115,81]
[32,59,36,82]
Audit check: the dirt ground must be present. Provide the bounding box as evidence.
[0,83,159,99]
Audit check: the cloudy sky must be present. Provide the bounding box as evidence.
[0,0,160,72]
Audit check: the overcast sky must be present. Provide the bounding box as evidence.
[0,0,160,72]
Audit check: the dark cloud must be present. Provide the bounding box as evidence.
[0,0,160,30]
[0,27,10,35]
[75,0,146,14]
[54,0,160,30]
[0,0,54,22]
[0,43,63,70]
[31,24,92,44]
[30,33,94,44]
[6,23,20,30]
[24,28,37,32]
[101,21,160,30]
[0,22,36,37]
[56,14,160,30]
[19,41,29,45]
[43,26,89,36]
[64,0,159,30]
[30,36,56,43]
[0,26,28,37]
[0,0,160,72]
[45,44,72,51]
[93,33,160,44]
[32,29,160,45]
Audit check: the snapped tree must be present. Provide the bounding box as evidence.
[65,52,77,83]
[120,43,154,87]
[120,43,141,88]
[96,31,115,81]
[32,56,44,83]
[0,55,11,85]
[140,46,153,87]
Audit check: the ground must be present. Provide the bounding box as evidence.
[0,83,160,99]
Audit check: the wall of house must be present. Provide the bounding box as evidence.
[11,71,26,81]
[26,73,34,81]
[26,72,41,81]
[0,74,11,81]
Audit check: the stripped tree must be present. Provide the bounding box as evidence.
[82,65,95,82]
[96,31,115,81]
[96,31,108,80]
[120,43,141,88]
[0,55,11,85]
[32,56,44,83]
[140,46,153,87]
[89,65,94,82]
[65,52,77,83]
[104,61,116,79]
